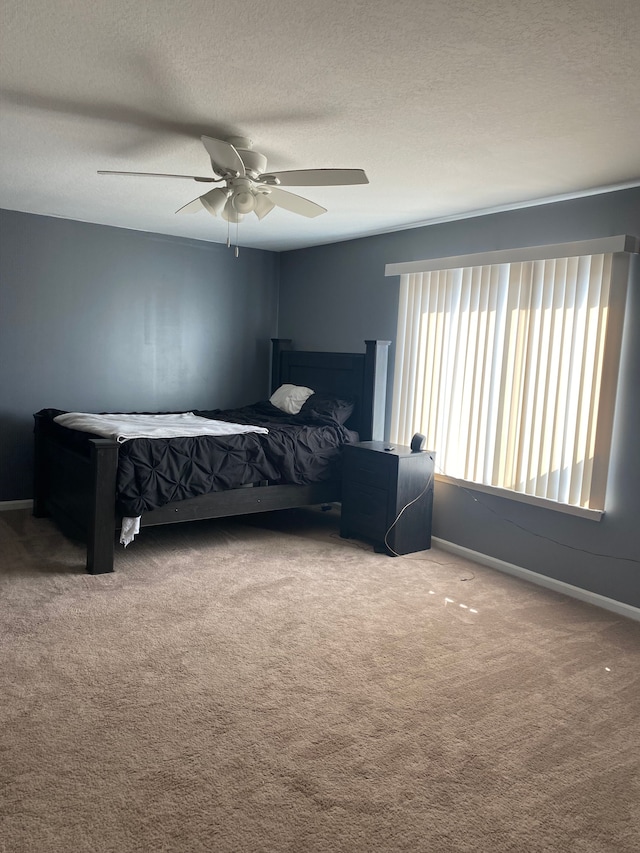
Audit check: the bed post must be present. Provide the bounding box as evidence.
[33,412,50,517]
[271,338,293,393]
[362,340,391,441]
[86,439,119,574]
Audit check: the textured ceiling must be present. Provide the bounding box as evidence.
[1,0,639,251]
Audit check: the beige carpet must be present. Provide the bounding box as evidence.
[1,506,639,853]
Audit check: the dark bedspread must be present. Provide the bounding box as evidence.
[41,402,358,517]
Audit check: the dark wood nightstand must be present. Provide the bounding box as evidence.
[340,441,434,555]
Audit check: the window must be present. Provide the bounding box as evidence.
[386,236,638,519]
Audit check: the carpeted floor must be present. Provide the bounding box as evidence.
[1,506,639,853]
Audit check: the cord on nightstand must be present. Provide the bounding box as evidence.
[383,471,434,558]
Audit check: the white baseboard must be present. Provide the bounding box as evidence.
[0,499,33,511]
[432,537,640,624]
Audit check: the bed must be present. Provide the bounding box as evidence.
[33,339,390,574]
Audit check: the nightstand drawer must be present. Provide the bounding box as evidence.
[344,451,393,488]
[341,481,388,536]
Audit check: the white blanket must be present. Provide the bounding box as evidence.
[53,411,269,443]
[120,516,141,548]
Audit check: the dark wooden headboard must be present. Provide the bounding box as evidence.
[270,339,390,441]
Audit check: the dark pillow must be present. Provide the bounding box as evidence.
[298,393,355,425]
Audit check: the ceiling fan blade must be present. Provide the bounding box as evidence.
[200,136,245,177]
[262,168,369,187]
[98,170,216,182]
[266,187,327,218]
[175,197,204,214]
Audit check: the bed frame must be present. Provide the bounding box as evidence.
[33,339,390,574]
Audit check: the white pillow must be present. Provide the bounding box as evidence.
[269,383,314,415]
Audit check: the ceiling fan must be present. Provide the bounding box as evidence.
[98,135,369,223]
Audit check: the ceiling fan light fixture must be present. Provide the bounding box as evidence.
[200,187,228,216]
[232,188,257,214]
[253,193,276,220]
[222,197,244,223]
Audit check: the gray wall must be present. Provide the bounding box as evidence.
[2,191,639,608]
[278,187,640,608]
[0,210,279,501]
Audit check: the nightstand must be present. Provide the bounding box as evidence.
[340,441,434,555]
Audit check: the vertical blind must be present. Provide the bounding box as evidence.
[390,252,617,510]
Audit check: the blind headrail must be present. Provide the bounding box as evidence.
[384,235,640,277]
